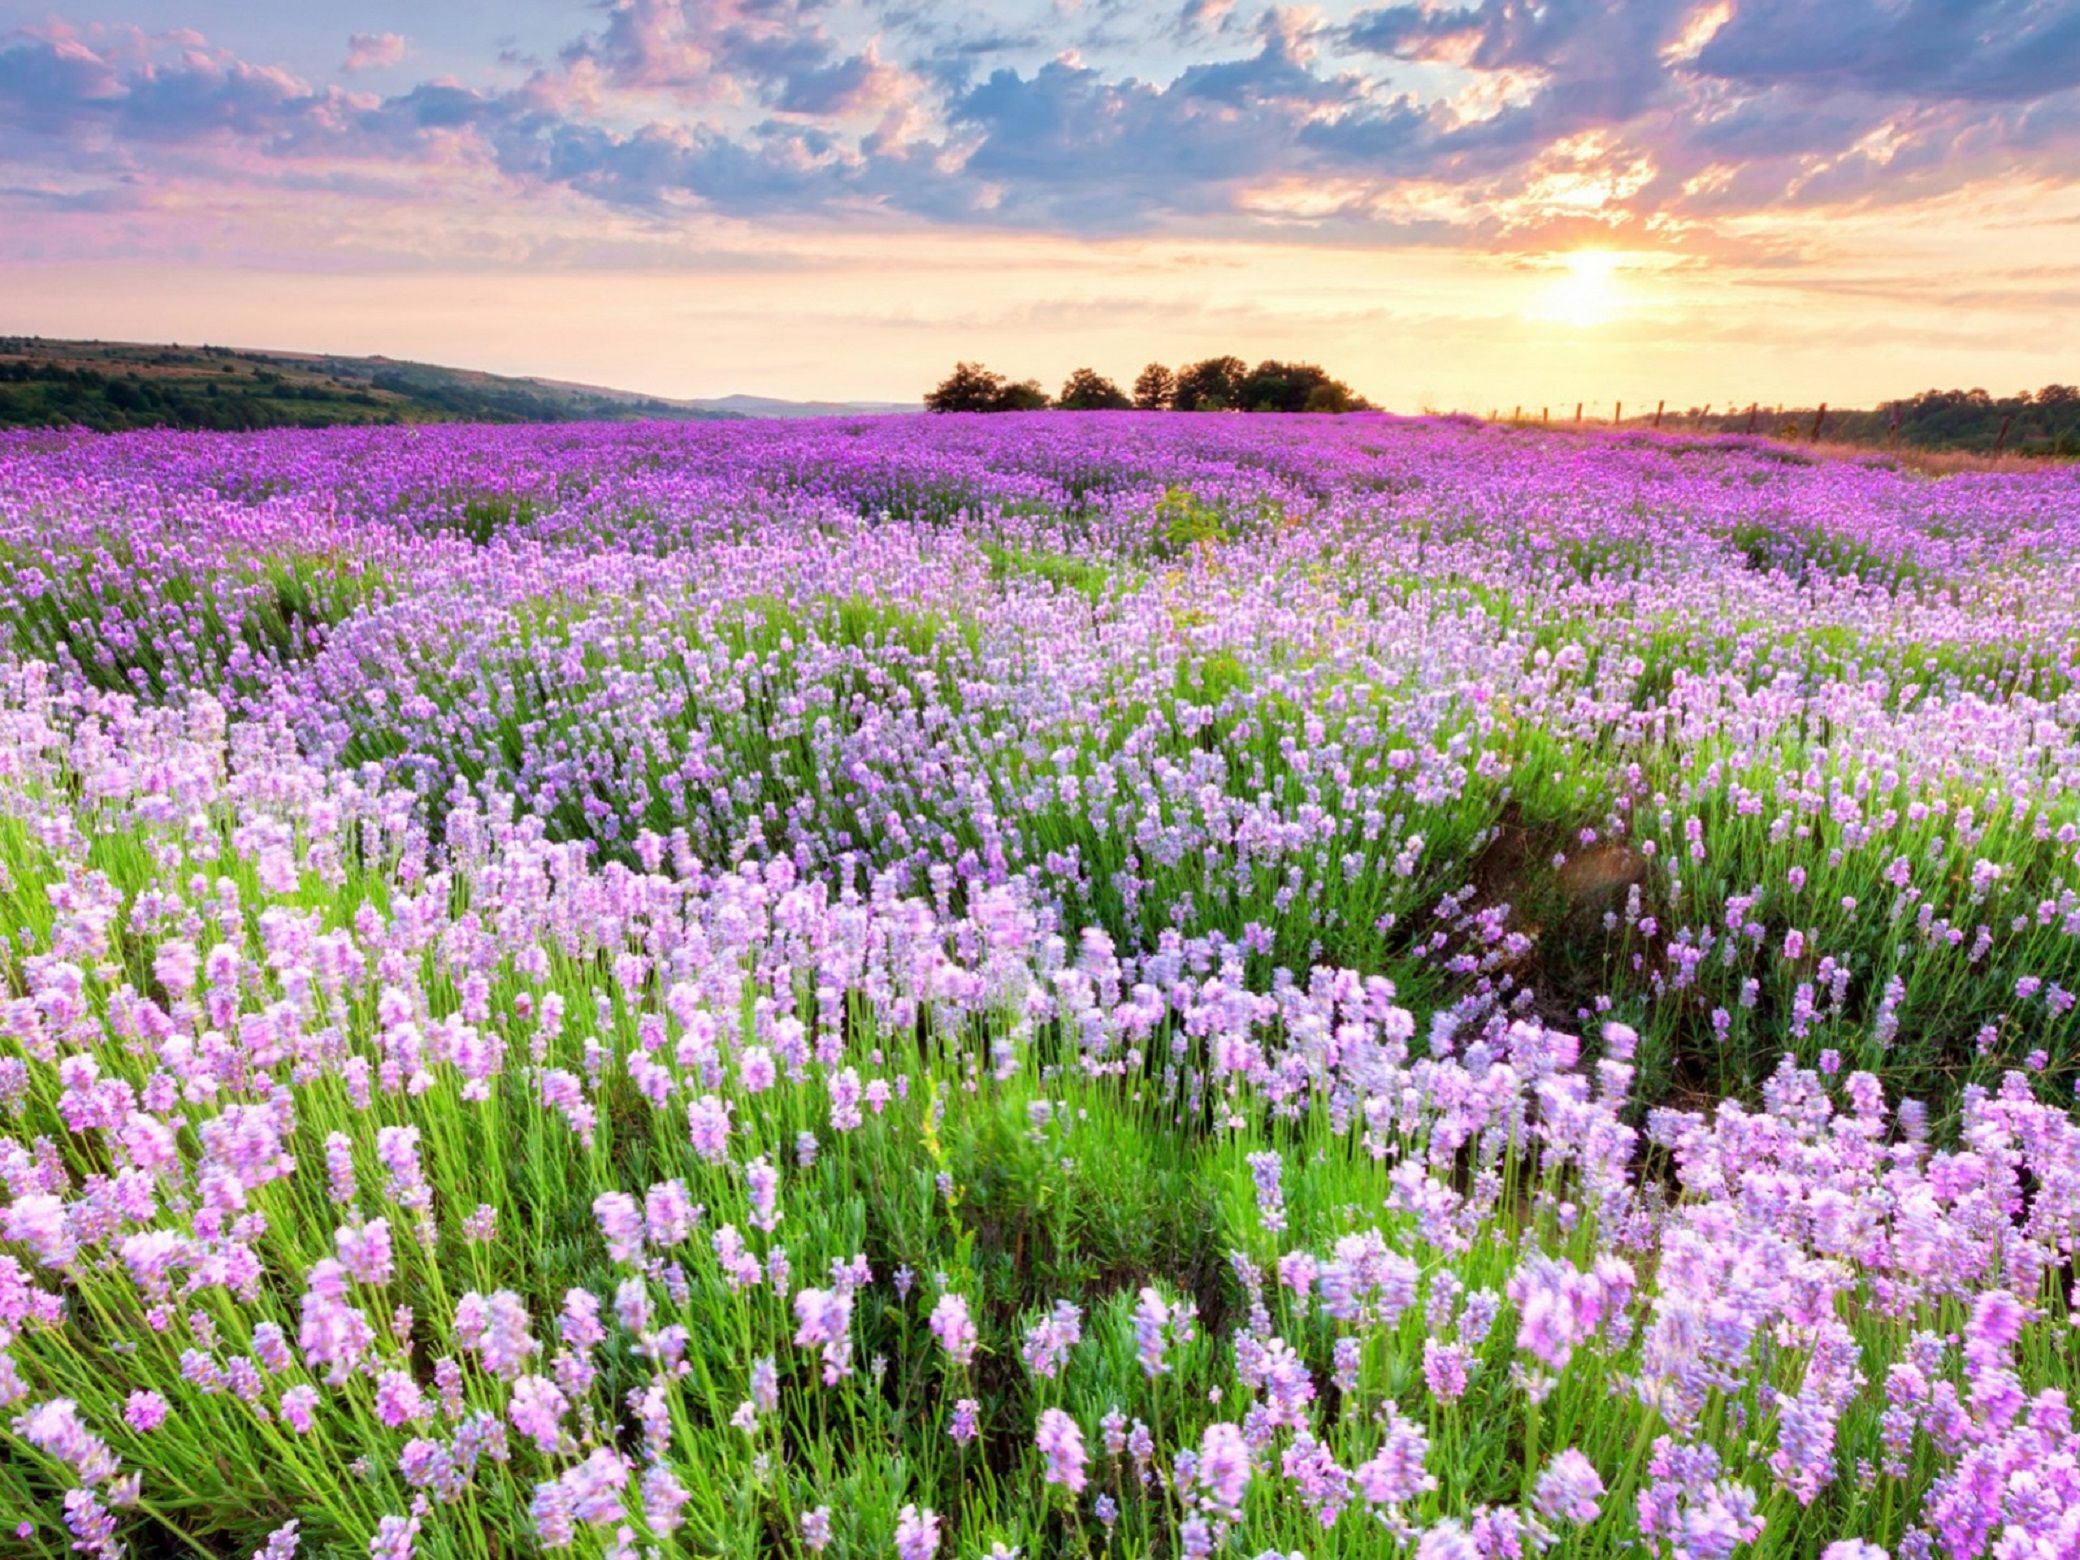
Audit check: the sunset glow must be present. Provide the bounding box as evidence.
[1,2,2076,406]
[1540,251,1627,330]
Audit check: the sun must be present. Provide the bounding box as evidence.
[1540,249,1624,328]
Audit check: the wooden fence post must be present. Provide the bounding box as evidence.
[1575,402,1583,424]
[1653,399,1664,429]
[1810,403,1827,440]
[1614,401,1623,426]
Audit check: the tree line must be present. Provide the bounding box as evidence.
[925,358,1373,415]
[1508,384,2080,459]
[1728,385,2080,457]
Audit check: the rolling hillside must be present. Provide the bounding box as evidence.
[0,337,916,431]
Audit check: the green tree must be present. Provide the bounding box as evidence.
[1132,362,1176,410]
[992,378,1050,412]
[924,362,1008,413]
[1173,355,1248,412]
[1303,382,1363,413]
[1055,368,1131,410]
[1235,359,1369,414]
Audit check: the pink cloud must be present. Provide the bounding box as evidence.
[344,32,407,74]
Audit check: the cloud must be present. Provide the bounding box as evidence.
[1692,0,2080,103]
[558,0,914,118]
[0,29,124,135]
[1334,0,2080,216]
[0,0,2076,252]
[344,33,407,74]
[944,12,1382,227]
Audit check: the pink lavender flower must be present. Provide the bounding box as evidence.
[324,1135,359,1205]
[453,1289,539,1379]
[1354,1411,1434,1508]
[745,1156,781,1232]
[1415,1520,1479,1560]
[336,1219,396,1286]
[560,1289,605,1351]
[508,1374,570,1453]
[1036,1408,1087,1494]
[894,1504,940,1560]
[368,1513,418,1560]
[4,1194,74,1269]
[1246,1151,1287,1234]
[1964,1289,2027,1372]
[593,1193,644,1263]
[801,1508,833,1551]
[1423,1338,1469,1401]
[1134,1286,1180,1377]
[1022,1300,1082,1379]
[374,1126,428,1210]
[641,1466,690,1538]
[532,1447,631,1547]
[1637,1438,1764,1560]
[686,1095,733,1162]
[1318,1231,1416,1325]
[1533,1448,1604,1525]
[793,1287,854,1384]
[1282,1432,1351,1528]
[1196,1421,1252,1519]
[644,1180,697,1247]
[751,1356,780,1414]
[280,1384,320,1434]
[1507,1255,1609,1371]
[63,1490,120,1559]
[828,1069,863,1133]
[739,1046,776,1093]
[613,1277,653,1334]
[929,1294,978,1368]
[374,1369,427,1429]
[15,1397,118,1484]
[123,1391,169,1434]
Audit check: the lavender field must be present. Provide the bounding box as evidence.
[3,413,2079,1560]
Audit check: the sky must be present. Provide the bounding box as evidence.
[1,0,2077,410]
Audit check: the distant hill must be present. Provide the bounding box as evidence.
[0,337,918,432]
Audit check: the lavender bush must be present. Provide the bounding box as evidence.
[1,413,2078,1557]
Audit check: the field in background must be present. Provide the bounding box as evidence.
[2,413,2079,1558]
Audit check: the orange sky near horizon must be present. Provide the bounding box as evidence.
[11,186,2072,413]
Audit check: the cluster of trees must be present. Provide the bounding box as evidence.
[1871,385,2080,456]
[1674,385,2080,457]
[926,357,1372,415]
